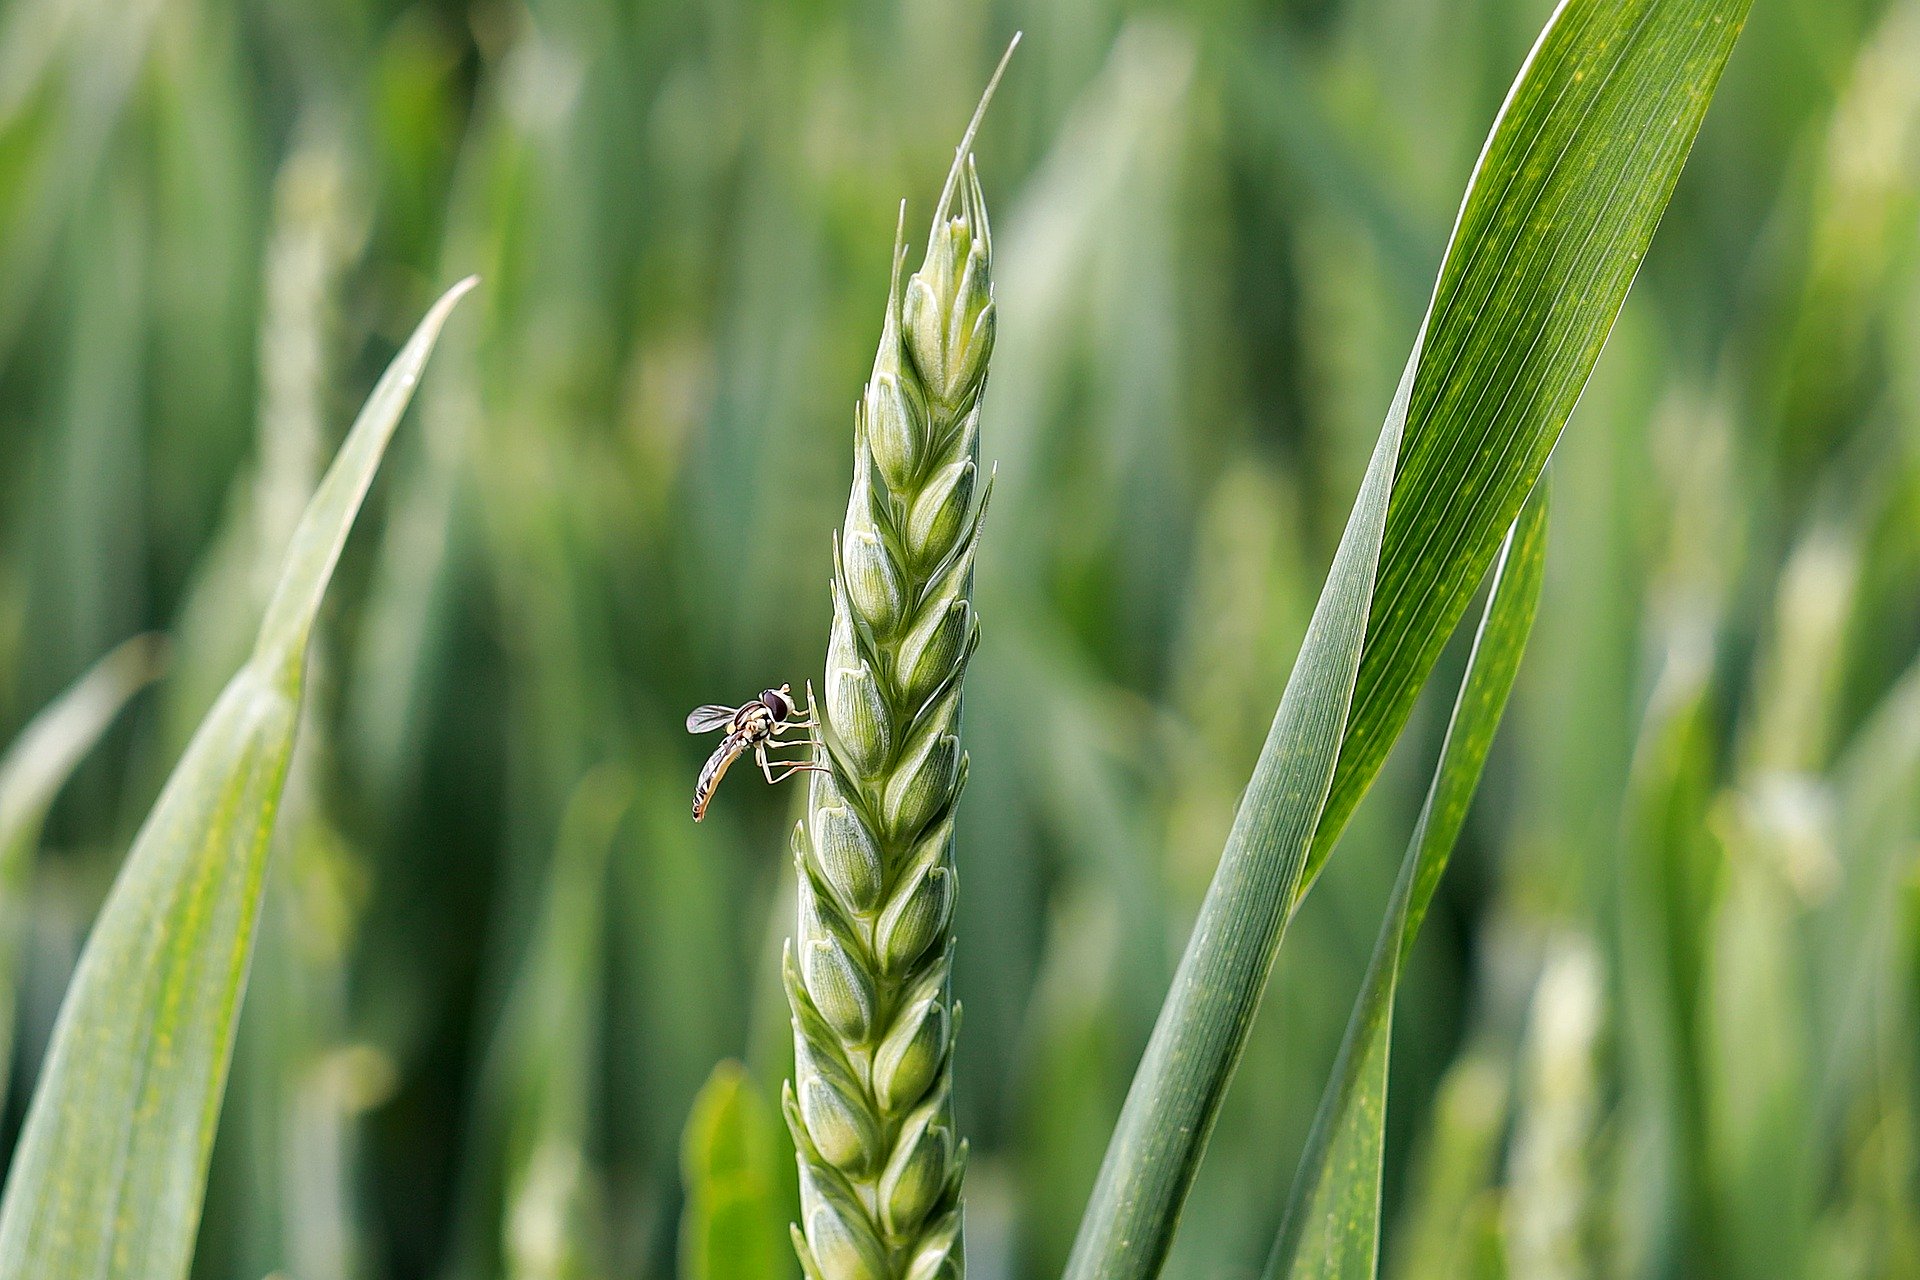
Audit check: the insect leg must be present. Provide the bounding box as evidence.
[762,749,822,770]
[755,741,774,784]
[767,728,821,750]
[762,735,816,752]
[766,761,831,783]
[766,717,826,757]
[758,741,827,784]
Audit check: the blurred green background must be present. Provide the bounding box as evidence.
[1,0,1917,1276]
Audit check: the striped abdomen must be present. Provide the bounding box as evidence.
[693,733,750,821]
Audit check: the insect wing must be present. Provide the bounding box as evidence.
[686,704,738,733]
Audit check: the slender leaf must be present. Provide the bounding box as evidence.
[1268,482,1548,1280]
[1813,653,1920,1147]
[0,278,476,1280]
[679,1061,794,1280]
[1063,314,1416,1280]
[1065,3,1748,1276]
[0,634,162,1107]
[1307,0,1751,887]
[1613,617,1720,1277]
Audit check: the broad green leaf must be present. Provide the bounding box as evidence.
[679,1061,794,1280]
[1306,0,1751,889]
[0,634,162,1107]
[1065,3,1748,1276]
[0,278,476,1280]
[1267,482,1548,1280]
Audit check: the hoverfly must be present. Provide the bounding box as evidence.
[685,683,828,821]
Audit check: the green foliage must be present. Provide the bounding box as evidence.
[1308,0,1754,884]
[498,767,629,1280]
[1270,482,1547,1280]
[1064,4,1749,1276]
[1064,285,1409,1280]
[681,1063,795,1280]
[2,2,1917,1279]
[0,280,472,1280]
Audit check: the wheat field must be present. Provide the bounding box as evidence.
[0,1,1912,1278]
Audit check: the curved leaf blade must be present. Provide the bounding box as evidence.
[1063,325,1416,1280]
[1065,2,1749,1275]
[0,278,476,1280]
[1268,482,1548,1280]
[1308,0,1751,887]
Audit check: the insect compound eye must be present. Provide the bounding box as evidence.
[761,689,792,720]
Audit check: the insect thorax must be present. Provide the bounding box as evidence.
[737,703,775,738]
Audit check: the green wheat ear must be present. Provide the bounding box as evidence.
[782,40,1014,1280]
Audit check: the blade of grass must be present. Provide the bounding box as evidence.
[1700,816,1810,1278]
[1613,618,1720,1277]
[1812,652,1920,1156]
[0,278,476,1280]
[1064,4,1749,1276]
[680,1061,795,1280]
[1306,0,1751,889]
[0,634,162,1107]
[1267,480,1547,1280]
[0,0,164,363]
[1062,310,1416,1280]
[1692,518,1859,1277]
